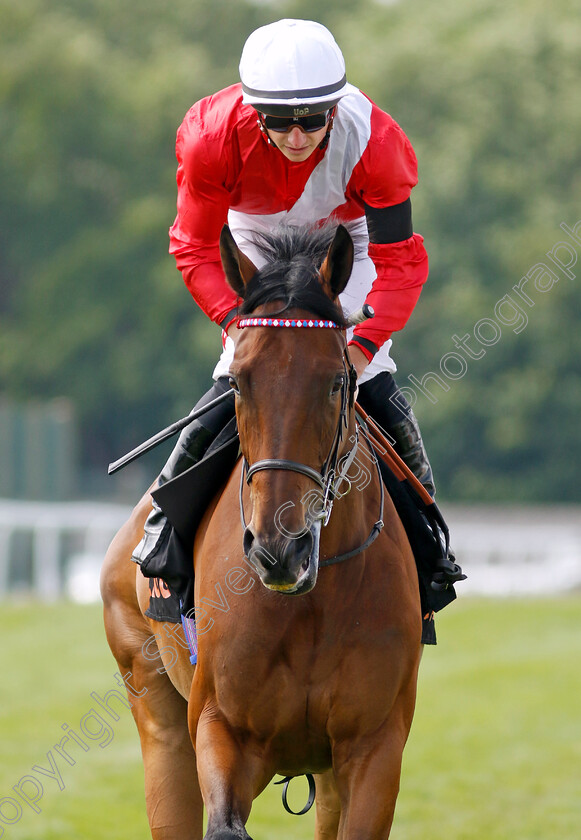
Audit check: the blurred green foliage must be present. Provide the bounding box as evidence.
[0,0,579,501]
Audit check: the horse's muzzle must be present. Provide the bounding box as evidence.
[243,520,321,595]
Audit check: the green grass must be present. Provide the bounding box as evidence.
[1,597,580,839]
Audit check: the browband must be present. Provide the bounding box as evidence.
[237,317,342,330]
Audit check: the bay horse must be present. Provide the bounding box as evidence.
[101,223,422,839]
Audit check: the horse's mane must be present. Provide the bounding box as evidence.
[238,224,348,327]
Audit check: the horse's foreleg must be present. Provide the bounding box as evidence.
[102,498,202,840]
[193,712,269,840]
[133,665,202,839]
[332,684,417,840]
[314,770,341,840]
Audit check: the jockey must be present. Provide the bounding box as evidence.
[132,19,459,583]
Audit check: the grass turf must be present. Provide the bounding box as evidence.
[1,596,579,839]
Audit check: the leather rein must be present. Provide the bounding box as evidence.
[236,317,384,566]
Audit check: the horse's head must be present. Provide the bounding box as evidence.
[220,223,355,595]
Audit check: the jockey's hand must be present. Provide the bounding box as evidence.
[347,344,370,382]
[226,321,241,347]
[346,343,369,405]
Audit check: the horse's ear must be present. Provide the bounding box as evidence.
[319,225,354,300]
[219,225,257,296]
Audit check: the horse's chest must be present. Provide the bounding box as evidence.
[212,661,332,770]
[209,629,326,715]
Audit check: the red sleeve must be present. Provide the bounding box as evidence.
[347,106,429,358]
[350,235,429,358]
[168,108,239,327]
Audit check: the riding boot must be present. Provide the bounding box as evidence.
[357,372,436,496]
[357,372,465,589]
[131,377,235,566]
[388,411,465,587]
[388,411,436,498]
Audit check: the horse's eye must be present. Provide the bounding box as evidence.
[229,376,240,395]
[330,375,345,396]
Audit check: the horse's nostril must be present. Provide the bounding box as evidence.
[293,532,313,572]
[243,526,255,559]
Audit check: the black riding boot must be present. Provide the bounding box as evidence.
[388,413,436,498]
[132,377,235,566]
[358,372,436,496]
[357,372,465,588]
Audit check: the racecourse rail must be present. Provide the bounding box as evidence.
[0,500,580,600]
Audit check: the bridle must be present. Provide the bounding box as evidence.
[243,344,354,524]
[236,315,384,563]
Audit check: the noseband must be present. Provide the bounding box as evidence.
[245,458,326,491]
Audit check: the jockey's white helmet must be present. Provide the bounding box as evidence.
[239,19,349,116]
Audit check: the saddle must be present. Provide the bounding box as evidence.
[142,414,461,644]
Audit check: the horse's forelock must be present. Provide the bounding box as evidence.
[238,225,348,326]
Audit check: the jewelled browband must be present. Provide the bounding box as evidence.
[237,317,342,330]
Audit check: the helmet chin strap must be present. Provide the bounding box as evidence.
[256,113,277,147]
[318,106,336,150]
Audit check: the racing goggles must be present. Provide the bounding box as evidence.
[261,110,331,133]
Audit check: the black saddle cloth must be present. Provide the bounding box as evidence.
[142,418,456,643]
[152,417,240,548]
[141,417,239,618]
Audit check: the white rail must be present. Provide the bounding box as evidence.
[445,505,581,596]
[0,501,580,601]
[0,499,130,600]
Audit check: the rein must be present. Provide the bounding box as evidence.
[237,315,384,565]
